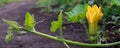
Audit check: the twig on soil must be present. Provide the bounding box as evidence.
[35,19,45,25]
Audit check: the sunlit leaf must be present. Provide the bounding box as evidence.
[50,21,60,32]
[65,4,87,23]
[2,19,21,30]
[50,11,63,32]
[5,29,13,42]
[24,12,35,30]
[58,10,63,26]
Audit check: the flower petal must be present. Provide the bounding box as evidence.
[86,4,103,24]
[96,7,103,20]
[92,4,99,12]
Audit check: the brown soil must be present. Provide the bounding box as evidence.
[0,0,88,48]
[0,0,120,48]
[15,8,89,48]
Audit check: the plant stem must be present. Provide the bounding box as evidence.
[22,28,120,47]
[60,27,70,48]
[89,23,98,43]
[63,42,70,48]
[60,28,63,38]
[89,23,97,36]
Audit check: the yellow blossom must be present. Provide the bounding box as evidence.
[86,4,103,43]
[86,4,103,24]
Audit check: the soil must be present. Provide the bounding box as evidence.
[16,8,89,48]
[0,0,88,48]
[0,0,120,48]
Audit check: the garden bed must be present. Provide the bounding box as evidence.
[15,8,89,48]
[0,0,88,48]
[1,0,120,48]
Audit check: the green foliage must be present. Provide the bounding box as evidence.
[36,0,81,12]
[57,0,73,5]
[65,4,87,23]
[0,0,18,7]
[100,5,120,30]
[109,16,120,25]
[3,19,22,43]
[2,0,120,45]
[36,0,56,12]
[111,0,120,6]
[37,0,56,7]
[36,0,112,12]
[50,11,63,32]
[5,29,13,42]
[2,19,21,30]
[24,12,35,31]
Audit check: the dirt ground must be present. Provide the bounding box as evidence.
[0,0,89,48]
[0,0,119,48]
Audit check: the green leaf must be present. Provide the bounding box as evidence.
[50,11,63,32]
[5,30,14,42]
[24,12,35,30]
[2,19,21,30]
[65,4,87,23]
[111,0,120,6]
[58,10,63,26]
[50,21,60,32]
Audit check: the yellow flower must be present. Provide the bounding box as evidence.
[86,4,103,24]
[86,4,103,43]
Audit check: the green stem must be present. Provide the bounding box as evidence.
[60,28,63,38]
[22,28,120,47]
[89,23,97,36]
[63,42,70,48]
[60,27,70,48]
[89,23,98,43]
